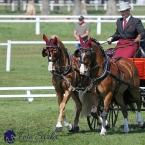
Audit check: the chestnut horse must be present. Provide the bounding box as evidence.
[42,34,93,132]
[74,36,145,136]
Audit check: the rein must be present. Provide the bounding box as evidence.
[115,41,136,49]
[91,59,107,70]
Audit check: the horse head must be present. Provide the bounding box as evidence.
[42,34,61,72]
[74,36,96,76]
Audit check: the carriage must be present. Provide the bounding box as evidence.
[42,34,145,136]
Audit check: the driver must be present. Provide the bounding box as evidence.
[107,2,145,58]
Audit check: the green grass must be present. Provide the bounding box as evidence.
[0,98,145,145]
[0,5,145,145]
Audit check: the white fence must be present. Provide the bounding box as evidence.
[0,86,55,101]
[1,86,145,101]
[0,15,145,35]
[1,40,118,72]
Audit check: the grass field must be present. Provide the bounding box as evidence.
[0,5,145,145]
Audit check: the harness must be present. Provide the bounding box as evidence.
[79,38,140,96]
[45,44,93,94]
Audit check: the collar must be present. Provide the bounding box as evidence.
[124,15,131,22]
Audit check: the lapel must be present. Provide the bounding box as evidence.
[123,16,133,31]
[119,18,124,31]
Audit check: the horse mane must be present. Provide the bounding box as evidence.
[91,38,106,57]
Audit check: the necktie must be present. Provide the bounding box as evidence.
[123,19,127,29]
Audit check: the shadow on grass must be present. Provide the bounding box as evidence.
[55,123,145,137]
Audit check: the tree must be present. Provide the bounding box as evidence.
[105,0,118,16]
[72,0,82,15]
[41,0,50,15]
[72,0,88,15]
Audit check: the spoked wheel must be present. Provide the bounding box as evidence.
[107,102,120,128]
[87,99,103,130]
[87,114,97,130]
[87,101,119,130]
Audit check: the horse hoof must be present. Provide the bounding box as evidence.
[99,133,105,136]
[69,124,74,132]
[141,122,145,129]
[74,126,79,132]
[69,125,79,133]
[55,127,62,132]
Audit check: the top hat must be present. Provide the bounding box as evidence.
[118,2,131,11]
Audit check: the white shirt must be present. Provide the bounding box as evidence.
[123,15,131,25]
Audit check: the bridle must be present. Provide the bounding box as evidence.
[76,38,110,81]
[43,43,72,76]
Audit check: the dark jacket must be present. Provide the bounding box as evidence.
[112,15,145,41]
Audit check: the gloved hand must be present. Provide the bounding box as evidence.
[134,34,141,43]
[107,37,113,44]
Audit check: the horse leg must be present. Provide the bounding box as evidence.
[70,91,82,132]
[62,110,73,131]
[100,93,113,136]
[115,92,129,133]
[129,88,145,128]
[90,94,103,130]
[55,92,70,132]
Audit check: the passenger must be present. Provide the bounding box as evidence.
[107,2,145,58]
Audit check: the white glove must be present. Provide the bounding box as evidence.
[107,37,113,44]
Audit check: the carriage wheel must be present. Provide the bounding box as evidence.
[87,102,119,130]
[107,102,120,128]
[87,114,97,130]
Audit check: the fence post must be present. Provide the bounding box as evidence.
[36,17,40,35]
[11,2,15,12]
[40,3,42,11]
[23,1,26,11]
[6,40,11,72]
[104,1,107,10]
[131,3,133,10]
[97,17,101,35]
[94,0,98,11]
[67,4,70,11]
[50,1,54,11]
[25,90,33,102]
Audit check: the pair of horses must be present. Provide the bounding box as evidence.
[42,34,145,136]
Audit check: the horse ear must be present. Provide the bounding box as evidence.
[54,36,57,44]
[85,37,92,48]
[79,35,85,47]
[43,34,49,46]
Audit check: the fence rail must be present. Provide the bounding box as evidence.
[0,15,145,35]
[0,86,56,102]
[1,86,145,102]
[0,40,117,72]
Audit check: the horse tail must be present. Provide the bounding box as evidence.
[123,89,136,112]
[78,92,92,118]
